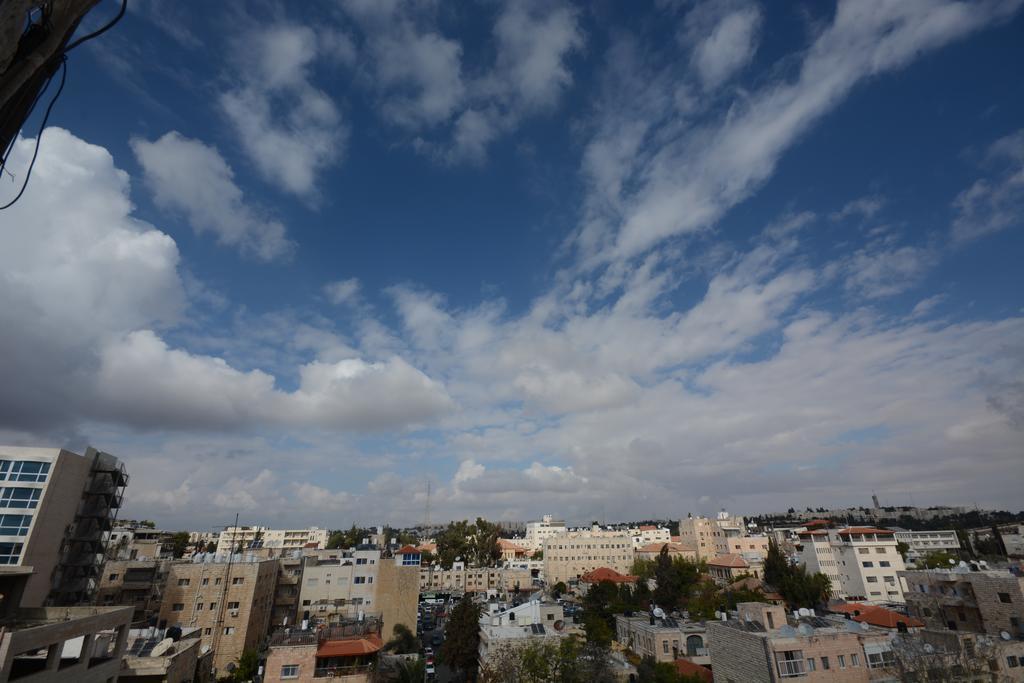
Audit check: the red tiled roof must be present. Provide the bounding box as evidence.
[497,539,528,551]
[638,525,657,531]
[798,530,829,537]
[317,634,383,658]
[397,545,420,554]
[805,519,832,528]
[580,567,638,584]
[670,535,682,542]
[707,554,749,568]
[828,603,924,629]
[673,659,713,682]
[838,527,894,535]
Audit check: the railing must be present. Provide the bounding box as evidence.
[777,660,806,677]
[313,664,374,678]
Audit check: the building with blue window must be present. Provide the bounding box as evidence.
[0,446,127,607]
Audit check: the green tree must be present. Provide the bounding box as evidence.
[384,623,418,654]
[167,531,191,558]
[435,520,472,569]
[582,611,613,647]
[441,596,483,680]
[551,581,568,598]
[204,541,217,553]
[896,541,911,561]
[395,657,425,683]
[764,538,830,609]
[631,557,656,581]
[232,649,259,681]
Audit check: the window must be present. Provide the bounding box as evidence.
[228,601,240,609]
[875,547,887,554]
[354,577,366,584]
[281,664,300,678]
[172,603,184,612]
[302,600,310,606]
[108,573,119,581]
[209,602,216,610]
[867,576,879,583]
[862,561,873,568]
[838,654,846,669]
[306,578,319,587]
[215,578,222,585]
[368,577,373,584]
[0,487,41,509]
[821,656,830,670]
[202,578,209,585]
[223,627,235,635]
[879,561,891,567]
[0,514,31,536]
[868,651,895,669]
[851,653,859,667]
[196,603,203,610]
[1007,656,1018,668]
[0,543,23,565]
[806,657,816,672]
[356,558,367,565]
[858,548,870,555]
[775,650,804,678]
[1,461,50,483]
[178,578,190,586]
[998,592,1012,604]
[204,628,212,635]
[663,641,669,654]
[232,577,244,585]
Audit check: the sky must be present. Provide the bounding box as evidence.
[1,0,1023,531]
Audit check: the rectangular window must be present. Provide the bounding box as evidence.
[223,627,235,635]
[821,656,830,670]
[879,561,891,567]
[838,655,846,669]
[0,487,41,509]
[862,561,873,567]
[281,664,300,678]
[875,547,886,554]
[204,628,212,635]
[209,602,216,610]
[663,641,669,654]
[858,548,870,555]
[851,653,859,667]
[806,657,816,672]
[2,461,51,483]
[197,603,203,610]
[1006,656,1018,668]
[108,573,119,581]
[215,578,222,585]
[354,576,366,584]
[232,577,244,585]
[0,542,22,564]
[998,592,1012,604]
[867,576,878,583]
[0,514,31,536]
[202,578,209,585]
[178,578,190,586]
[172,603,184,611]
[228,601,240,609]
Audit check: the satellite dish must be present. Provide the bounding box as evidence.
[201,645,211,654]
[553,620,564,631]
[1001,631,1012,641]
[150,638,174,658]
[798,608,811,617]
[948,559,956,565]
[653,607,666,619]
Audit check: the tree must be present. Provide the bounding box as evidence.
[896,541,911,561]
[436,519,502,569]
[384,623,418,654]
[551,581,567,598]
[919,550,957,569]
[582,611,613,647]
[652,547,682,608]
[204,541,217,553]
[764,538,830,609]
[166,532,191,558]
[479,636,612,683]
[394,657,425,683]
[531,549,543,560]
[231,649,259,681]
[441,596,483,680]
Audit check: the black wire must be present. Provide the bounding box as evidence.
[0,57,67,211]
[65,0,128,52]
[0,64,57,175]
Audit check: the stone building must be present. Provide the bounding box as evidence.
[900,566,1024,637]
[615,614,709,665]
[97,559,174,623]
[158,556,278,676]
[542,533,633,585]
[262,623,381,683]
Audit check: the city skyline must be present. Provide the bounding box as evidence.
[1,0,1023,529]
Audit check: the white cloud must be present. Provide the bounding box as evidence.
[830,195,885,222]
[324,278,362,305]
[220,24,347,197]
[132,132,294,261]
[685,1,763,90]
[578,0,1023,264]
[844,244,937,298]
[951,129,1024,243]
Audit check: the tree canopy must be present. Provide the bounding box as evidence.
[435,518,502,568]
[441,596,484,679]
[764,538,831,609]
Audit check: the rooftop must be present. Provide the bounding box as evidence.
[707,554,749,568]
[579,567,638,584]
[828,603,924,629]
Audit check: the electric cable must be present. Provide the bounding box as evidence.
[64,0,127,52]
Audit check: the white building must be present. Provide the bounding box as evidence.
[478,601,566,668]
[798,527,906,604]
[892,529,960,562]
[0,445,127,606]
[523,515,567,551]
[216,526,329,554]
[629,525,672,549]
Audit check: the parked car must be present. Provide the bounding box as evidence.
[432,633,443,646]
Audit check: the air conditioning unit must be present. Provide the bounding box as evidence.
[229,609,239,617]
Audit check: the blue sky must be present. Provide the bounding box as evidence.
[1,0,1022,530]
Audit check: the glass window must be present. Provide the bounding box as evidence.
[0,514,32,536]
[172,603,184,611]
[851,653,859,667]
[232,577,244,585]
[6,461,50,483]
[998,592,1012,604]
[0,488,41,509]
[838,655,846,668]
[821,657,830,670]
[281,664,299,678]
[0,542,23,564]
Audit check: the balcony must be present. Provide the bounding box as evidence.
[776,660,806,678]
[314,664,374,678]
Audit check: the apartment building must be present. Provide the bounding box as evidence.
[107,524,170,561]
[478,602,567,668]
[0,445,128,607]
[121,626,214,683]
[522,515,566,551]
[615,614,709,665]
[271,552,304,630]
[707,554,764,586]
[215,526,328,554]
[630,525,672,549]
[798,527,906,604]
[892,529,960,562]
[678,511,746,561]
[900,566,1024,637]
[263,623,382,683]
[420,563,533,594]
[707,602,895,683]
[726,534,772,560]
[542,533,633,586]
[375,547,422,640]
[497,539,530,561]
[158,556,278,676]
[97,558,173,622]
[298,548,382,625]
[635,542,697,561]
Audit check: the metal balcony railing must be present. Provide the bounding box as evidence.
[777,660,806,678]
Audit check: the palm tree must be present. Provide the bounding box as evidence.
[384,623,418,655]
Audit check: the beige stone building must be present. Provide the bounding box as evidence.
[120,626,214,683]
[542,533,633,585]
[158,557,278,676]
[629,526,672,549]
[635,542,697,562]
[0,445,128,607]
[615,614,709,665]
[215,526,328,555]
[900,567,1024,637]
[708,602,894,682]
[271,552,303,630]
[677,512,746,560]
[298,549,382,625]
[707,553,763,586]
[262,623,381,683]
[420,563,533,594]
[97,559,174,623]
[522,515,567,551]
